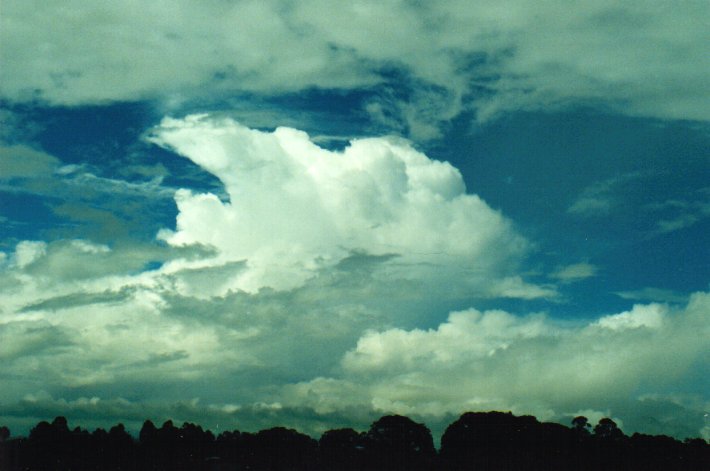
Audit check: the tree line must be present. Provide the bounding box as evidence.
[1,411,707,470]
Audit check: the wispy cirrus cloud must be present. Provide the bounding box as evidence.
[550,262,597,283]
[615,287,690,304]
[567,173,644,216]
[646,192,710,235]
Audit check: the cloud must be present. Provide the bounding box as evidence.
[655,214,700,234]
[593,303,665,330]
[0,392,379,440]
[0,145,59,178]
[12,241,47,268]
[148,115,533,295]
[568,187,710,239]
[567,174,629,216]
[0,1,375,105]
[567,196,614,216]
[0,143,179,243]
[1,1,708,133]
[0,236,422,436]
[0,114,705,440]
[0,109,43,143]
[550,262,597,282]
[0,231,707,440]
[0,113,551,435]
[61,171,175,200]
[647,194,710,235]
[0,143,538,436]
[286,292,710,439]
[567,172,651,217]
[615,287,690,304]
[0,109,547,411]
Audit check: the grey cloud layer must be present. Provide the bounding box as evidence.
[2,234,707,439]
[2,1,708,130]
[2,235,708,439]
[285,295,709,438]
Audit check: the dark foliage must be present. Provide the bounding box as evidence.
[1,412,707,470]
[318,427,365,470]
[363,415,437,470]
[440,411,568,470]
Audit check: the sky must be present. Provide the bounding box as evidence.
[0,1,708,441]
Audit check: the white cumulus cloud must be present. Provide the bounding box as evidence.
[13,241,47,268]
[285,292,710,438]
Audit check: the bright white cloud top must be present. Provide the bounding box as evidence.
[148,115,532,296]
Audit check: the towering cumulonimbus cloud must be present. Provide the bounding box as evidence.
[148,115,537,296]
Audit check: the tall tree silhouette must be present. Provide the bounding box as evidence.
[0,425,10,471]
[439,411,581,470]
[572,416,591,436]
[319,428,365,470]
[248,426,318,470]
[363,415,436,471]
[593,417,624,440]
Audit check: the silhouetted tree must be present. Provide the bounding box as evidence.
[363,415,436,471]
[627,433,684,470]
[441,412,516,469]
[587,417,627,469]
[139,419,158,445]
[572,416,591,436]
[682,438,710,470]
[27,418,67,469]
[138,419,161,470]
[214,429,247,469]
[319,428,366,470]
[0,425,10,471]
[439,411,583,470]
[593,417,623,440]
[2,412,708,470]
[106,423,136,469]
[248,426,318,470]
[177,422,215,469]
